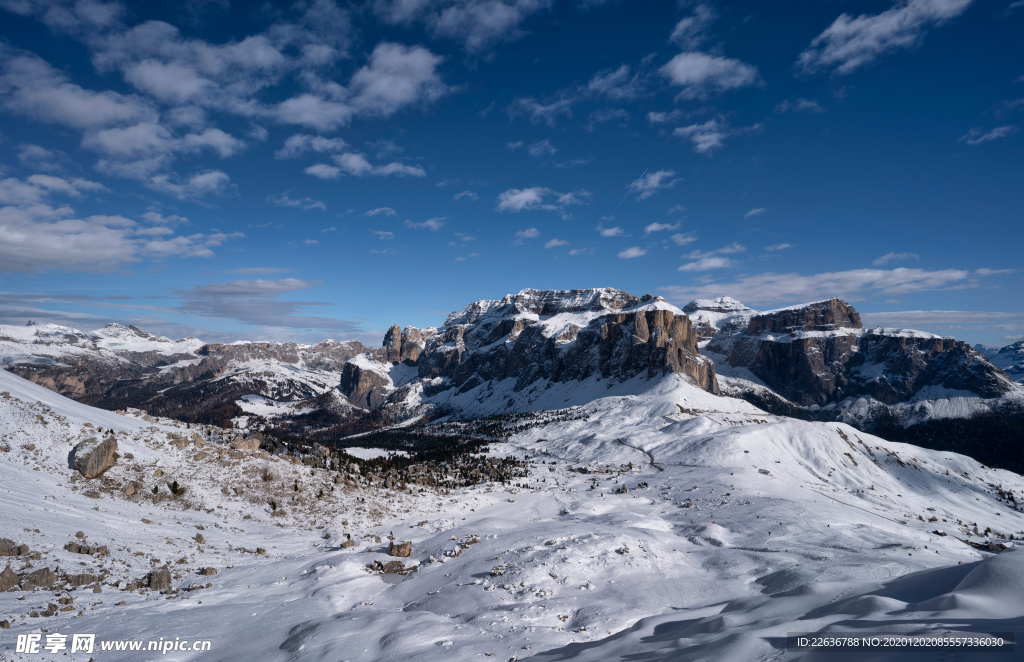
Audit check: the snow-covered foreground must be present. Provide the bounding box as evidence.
[1,370,1023,661]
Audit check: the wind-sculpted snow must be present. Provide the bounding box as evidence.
[2,368,1023,661]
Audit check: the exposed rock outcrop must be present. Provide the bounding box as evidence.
[72,436,117,479]
[341,288,719,413]
[711,298,1016,408]
[338,361,392,409]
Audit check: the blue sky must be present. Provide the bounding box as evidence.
[0,0,1021,346]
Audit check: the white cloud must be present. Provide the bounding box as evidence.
[453,190,478,201]
[373,0,553,53]
[274,94,352,132]
[267,193,326,211]
[776,98,825,114]
[528,139,557,158]
[744,207,766,218]
[123,59,214,104]
[305,153,425,178]
[544,238,569,248]
[587,65,641,101]
[673,118,761,154]
[960,125,1018,146]
[275,134,348,159]
[372,230,395,239]
[618,246,647,259]
[506,96,574,126]
[0,48,155,129]
[349,42,448,116]
[671,232,697,246]
[661,267,1002,305]
[569,247,588,256]
[366,207,397,217]
[647,110,683,125]
[17,144,69,172]
[765,243,794,251]
[305,163,341,179]
[585,108,630,132]
[873,251,920,266]
[644,221,679,234]
[798,0,973,75]
[405,217,445,231]
[630,169,680,200]
[660,52,759,99]
[669,3,716,49]
[678,255,732,271]
[181,127,244,157]
[147,169,231,199]
[496,186,588,212]
[506,141,524,151]
[596,225,624,237]
[677,243,745,271]
[514,227,539,241]
[0,177,241,272]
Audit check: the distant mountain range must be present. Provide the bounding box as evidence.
[2,288,1022,470]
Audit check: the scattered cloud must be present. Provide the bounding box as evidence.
[453,190,479,201]
[960,125,1018,146]
[744,207,766,218]
[587,65,642,101]
[797,0,973,75]
[671,232,697,246]
[496,186,589,212]
[405,217,445,231]
[0,175,241,272]
[669,3,716,50]
[366,207,397,217]
[618,246,647,259]
[373,0,553,53]
[266,193,326,211]
[644,221,679,234]
[673,118,761,154]
[274,134,348,159]
[661,267,1006,305]
[630,169,680,200]
[596,225,624,237]
[765,243,794,251]
[178,278,362,333]
[678,243,745,271]
[371,230,395,239]
[528,139,557,158]
[660,52,760,99]
[544,238,569,248]
[306,152,425,178]
[586,107,630,132]
[514,227,540,242]
[775,98,825,114]
[506,95,574,126]
[873,251,920,266]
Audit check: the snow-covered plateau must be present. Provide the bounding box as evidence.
[2,365,1023,662]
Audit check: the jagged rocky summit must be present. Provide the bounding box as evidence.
[339,288,719,413]
[700,297,1016,408]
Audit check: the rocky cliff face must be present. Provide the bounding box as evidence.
[339,288,719,413]
[705,298,1018,408]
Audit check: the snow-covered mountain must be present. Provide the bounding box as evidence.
[2,359,1023,662]
[0,322,366,426]
[338,288,718,418]
[978,341,1024,384]
[685,297,1024,471]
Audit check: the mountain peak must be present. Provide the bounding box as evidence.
[748,297,862,335]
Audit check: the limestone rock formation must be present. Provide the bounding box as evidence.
[72,436,117,479]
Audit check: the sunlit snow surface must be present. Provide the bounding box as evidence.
[1,369,1022,661]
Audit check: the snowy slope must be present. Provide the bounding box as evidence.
[2,368,1023,661]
